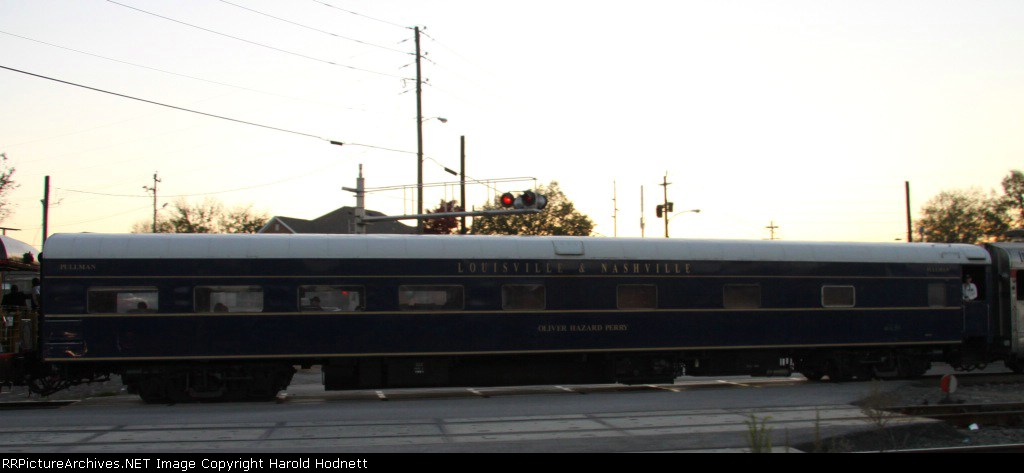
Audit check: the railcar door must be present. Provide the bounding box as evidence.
[1012,268,1024,356]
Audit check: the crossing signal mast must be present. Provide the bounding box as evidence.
[344,167,545,233]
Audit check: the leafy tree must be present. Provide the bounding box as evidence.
[915,189,1006,243]
[1001,170,1024,229]
[916,170,1024,243]
[0,153,19,223]
[423,200,462,235]
[471,181,594,236]
[131,198,268,234]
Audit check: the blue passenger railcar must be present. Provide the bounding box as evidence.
[32,233,1001,402]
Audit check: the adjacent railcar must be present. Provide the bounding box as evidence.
[983,242,1024,371]
[31,233,1001,402]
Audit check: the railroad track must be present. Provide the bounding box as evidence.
[0,400,76,410]
[889,443,1024,453]
[893,402,1024,428]
[916,372,1024,387]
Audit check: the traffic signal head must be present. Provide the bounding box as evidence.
[499,191,547,210]
[656,204,664,218]
[534,193,548,210]
[520,191,537,208]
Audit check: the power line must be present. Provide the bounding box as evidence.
[55,159,350,199]
[216,0,409,55]
[0,30,367,113]
[1,64,324,139]
[308,0,410,30]
[424,156,506,194]
[106,0,408,79]
[53,204,154,228]
[0,64,414,155]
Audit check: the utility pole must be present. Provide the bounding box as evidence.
[640,186,646,238]
[905,181,913,243]
[766,220,779,240]
[460,135,467,234]
[343,165,367,234]
[660,172,672,238]
[414,26,425,234]
[42,176,49,245]
[612,181,619,237]
[143,172,160,233]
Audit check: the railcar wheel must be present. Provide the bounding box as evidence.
[801,371,825,382]
[897,356,930,379]
[137,372,190,403]
[137,377,168,404]
[824,359,853,382]
[25,365,71,397]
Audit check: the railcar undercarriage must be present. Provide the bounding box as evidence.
[120,363,296,403]
[791,349,933,382]
[3,344,1020,403]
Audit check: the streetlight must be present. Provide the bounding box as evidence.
[417,116,448,234]
[666,209,700,238]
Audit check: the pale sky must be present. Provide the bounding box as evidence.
[2,0,1022,249]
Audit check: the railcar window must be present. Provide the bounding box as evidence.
[928,283,947,307]
[298,285,364,312]
[195,286,264,313]
[617,285,657,310]
[502,285,546,310]
[821,286,856,308]
[398,285,464,311]
[87,287,158,314]
[723,284,761,309]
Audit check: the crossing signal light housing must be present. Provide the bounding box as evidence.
[656,202,674,218]
[500,192,516,207]
[499,191,548,210]
[521,191,536,207]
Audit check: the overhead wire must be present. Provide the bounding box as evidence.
[0,64,415,155]
[52,204,154,228]
[216,0,410,55]
[307,0,410,30]
[0,30,369,113]
[56,160,345,199]
[8,4,498,220]
[106,0,408,79]
[423,156,510,194]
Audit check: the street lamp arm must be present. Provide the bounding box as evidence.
[668,209,701,220]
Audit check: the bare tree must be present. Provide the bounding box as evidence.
[131,198,267,234]
[220,204,269,234]
[0,153,19,223]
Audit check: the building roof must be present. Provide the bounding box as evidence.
[259,206,415,235]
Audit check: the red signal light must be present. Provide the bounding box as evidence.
[500,192,515,207]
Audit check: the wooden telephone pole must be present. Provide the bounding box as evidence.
[143,173,161,233]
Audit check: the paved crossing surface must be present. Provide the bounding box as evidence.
[0,374,937,452]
